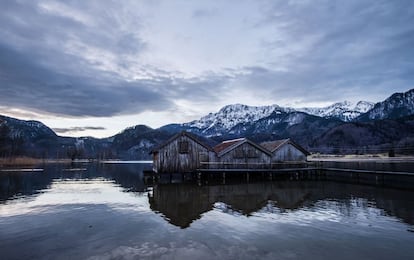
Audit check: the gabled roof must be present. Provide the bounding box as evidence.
[150,131,212,153]
[213,138,272,157]
[260,139,290,152]
[213,138,245,154]
[260,139,310,155]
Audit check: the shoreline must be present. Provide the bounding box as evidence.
[0,157,82,167]
[0,157,153,167]
[1,154,414,167]
[308,154,414,162]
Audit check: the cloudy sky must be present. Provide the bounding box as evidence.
[1,0,413,137]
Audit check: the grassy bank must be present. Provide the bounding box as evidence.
[0,157,44,166]
[0,157,76,167]
[308,153,414,162]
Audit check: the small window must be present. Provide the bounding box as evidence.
[179,141,189,154]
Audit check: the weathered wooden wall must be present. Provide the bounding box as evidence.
[272,143,306,162]
[212,143,271,169]
[154,135,212,173]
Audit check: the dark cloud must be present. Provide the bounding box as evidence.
[0,1,171,117]
[0,1,233,117]
[0,42,174,117]
[251,0,414,102]
[53,126,106,134]
[0,0,413,120]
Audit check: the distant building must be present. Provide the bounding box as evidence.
[212,138,272,169]
[150,131,214,173]
[261,139,309,162]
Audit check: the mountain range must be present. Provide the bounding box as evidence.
[1,88,413,159]
[161,100,374,137]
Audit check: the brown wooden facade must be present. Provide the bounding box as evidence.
[261,139,309,162]
[151,132,309,173]
[211,138,272,169]
[151,131,214,173]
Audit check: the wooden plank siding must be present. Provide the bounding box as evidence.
[261,139,309,164]
[151,132,310,173]
[272,143,307,162]
[152,132,214,173]
[210,139,272,169]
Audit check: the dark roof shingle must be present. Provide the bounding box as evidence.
[150,131,212,153]
[260,139,289,152]
[260,139,310,155]
[213,138,245,154]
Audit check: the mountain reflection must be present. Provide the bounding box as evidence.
[1,164,413,230]
[0,163,149,202]
[149,181,414,228]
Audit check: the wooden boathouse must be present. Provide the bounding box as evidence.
[147,133,414,190]
[150,131,310,173]
[261,139,310,162]
[210,138,272,169]
[150,131,215,173]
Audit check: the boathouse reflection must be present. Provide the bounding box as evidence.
[148,181,414,228]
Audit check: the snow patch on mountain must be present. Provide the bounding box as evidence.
[297,101,374,121]
[184,101,374,135]
[361,89,414,120]
[186,104,294,132]
[0,115,57,139]
[285,112,307,126]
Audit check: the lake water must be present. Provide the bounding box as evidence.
[1,162,413,259]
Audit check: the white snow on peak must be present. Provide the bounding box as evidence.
[186,104,294,131]
[354,101,375,113]
[285,113,306,126]
[183,100,374,133]
[296,100,374,121]
[366,89,414,120]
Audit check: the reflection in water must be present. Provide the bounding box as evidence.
[0,163,414,260]
[149,181,414,228]
[0,178,151,218]
[0,162,149,202]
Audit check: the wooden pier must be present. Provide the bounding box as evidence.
[196,167,319,173]
[323,168,414,176]
[144,165,414,190]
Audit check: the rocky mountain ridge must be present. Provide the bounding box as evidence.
[1,88,413,159]
[357,89,414,121]
[297,101,374,122]
[183,100,374,136]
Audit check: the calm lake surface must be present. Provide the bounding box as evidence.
[1,162,413,260]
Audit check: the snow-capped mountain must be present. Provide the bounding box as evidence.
[2,88,414,158]
[184,104,294,134]
[357,88,414,121]
[297,101,374,122]
[178,100,373,137]
[0,115,57,140]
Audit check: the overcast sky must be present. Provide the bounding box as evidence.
[1,0,413,137]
